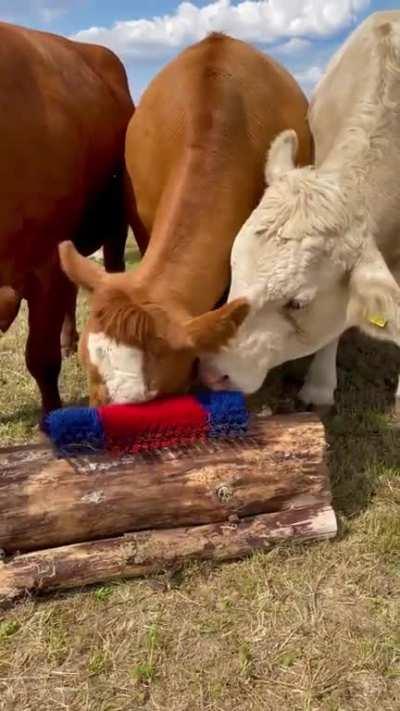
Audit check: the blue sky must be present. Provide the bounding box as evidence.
[0,1,397,101]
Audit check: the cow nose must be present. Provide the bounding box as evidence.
[200,364,231,391]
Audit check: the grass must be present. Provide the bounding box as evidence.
[1,243,400,709]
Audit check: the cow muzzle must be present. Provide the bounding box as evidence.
[199,362,232,391]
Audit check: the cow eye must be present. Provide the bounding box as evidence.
[285,299,303,310]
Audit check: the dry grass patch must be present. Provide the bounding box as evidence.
[1,255,400,709]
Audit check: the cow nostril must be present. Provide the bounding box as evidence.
[210,373,231,391]
[200,364,231,390]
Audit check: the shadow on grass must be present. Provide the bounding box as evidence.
[249,329,400,522]
[325,331,400,520]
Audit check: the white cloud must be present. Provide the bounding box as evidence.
[294,64,325,94]
[274,38,312,55]
[0,0,74,24]
[72,0,371,60]
[40,7,65,23]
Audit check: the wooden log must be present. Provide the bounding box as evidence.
[0,413,333,554]
[0,504,337,602]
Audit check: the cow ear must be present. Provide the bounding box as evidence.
[265,129,298,185]
[348,244,400,345]
[59,241,105,292]
[182,299,250,352]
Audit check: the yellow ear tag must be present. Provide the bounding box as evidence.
[368,314,388,329]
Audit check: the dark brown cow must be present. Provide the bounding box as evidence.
[60,33,313,406]
[0,22,134,415]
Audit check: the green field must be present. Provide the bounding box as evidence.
[0,246,400,710]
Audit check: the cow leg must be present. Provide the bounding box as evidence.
[100,171,129,272]
[299,339,339,410]
[102,226,127,273]
[60,282,79,358]
[25,271,69,416]
[72,170,129,273]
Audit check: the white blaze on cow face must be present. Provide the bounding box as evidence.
[200,128,400,394]
[87,331,157,404]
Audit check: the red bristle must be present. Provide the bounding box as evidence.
[99,395,208,453]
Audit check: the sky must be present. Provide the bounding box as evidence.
[0,1,398,101]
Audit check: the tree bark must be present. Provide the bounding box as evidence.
[0,505,337,603]
[0,413,333,555]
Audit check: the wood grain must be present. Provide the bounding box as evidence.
[0,504,337,602]
[0,414,331,554]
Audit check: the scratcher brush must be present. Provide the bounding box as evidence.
[44,391,249,456]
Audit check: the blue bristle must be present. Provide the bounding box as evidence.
[45,407,105,456]
[45,392,248,456]
[196,390,248,438]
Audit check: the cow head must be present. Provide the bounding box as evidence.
[199,129,400,393]
[59,242,249,405]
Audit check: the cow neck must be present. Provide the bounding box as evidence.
[132,146,255,318]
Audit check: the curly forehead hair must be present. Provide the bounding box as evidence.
[256,168,351,244]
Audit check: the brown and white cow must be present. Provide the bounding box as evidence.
[0,22,134,415]
[60,33,312,405]
[199,12,400,409]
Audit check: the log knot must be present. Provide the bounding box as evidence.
[216,484,234,503]
[80,490,105,504]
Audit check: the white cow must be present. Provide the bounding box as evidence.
[199,10,400,409]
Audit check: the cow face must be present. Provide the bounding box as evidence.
[199,130,400,393]
[59,242,248,405]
